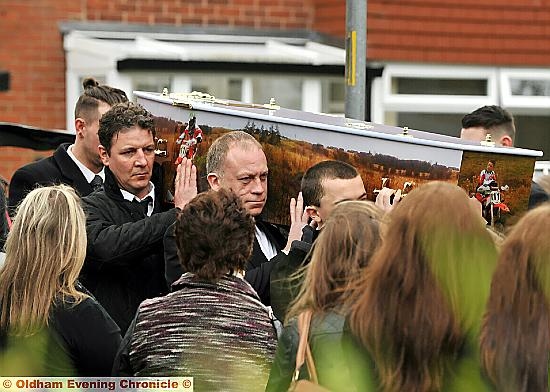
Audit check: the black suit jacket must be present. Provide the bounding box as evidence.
[163,217,288,305]
[8,143,93,215]
[244,219,287,304]
[81,167,174,334]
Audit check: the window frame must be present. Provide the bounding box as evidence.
[500,68,550,114]
[380,63,498,116]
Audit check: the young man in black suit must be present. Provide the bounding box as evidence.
[8,78,127,216]
[270,160,367,321]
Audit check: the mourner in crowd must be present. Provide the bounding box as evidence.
[0,185,120,376]
[8,78,128,216]
[460,105,548,208]
[165,131,305,305]
[480,204,550,392]
[81,101,197,334]
[345,182,499,391]
[270,160,367,321]
[266,201,382,392]
[115,189,277,392]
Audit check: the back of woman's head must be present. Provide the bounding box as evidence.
[0,185,87,334]
[481,204,550,392]
[349,182,498,392]
[286,200,382,323]
[175,188,255,281]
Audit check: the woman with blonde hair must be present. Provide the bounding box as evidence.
[266,200,382,391]
[0,185,120,375]
[480,204,550,392]
[346,182,498,392]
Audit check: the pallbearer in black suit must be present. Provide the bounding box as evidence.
[165,131,307,305]
[8,78,128,216]
[82,102,197,335]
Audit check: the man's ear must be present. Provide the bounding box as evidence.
[99,145,110,166]
[75,118,86,139]
[499,135,513,147]
[207,173,222,191]
[306,206,321,224]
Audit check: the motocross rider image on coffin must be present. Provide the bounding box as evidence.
[475,160,510,227]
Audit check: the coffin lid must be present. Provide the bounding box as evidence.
[134,91,543,158]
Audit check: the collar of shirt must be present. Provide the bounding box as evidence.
[66,144,105,183]
[254,224,278,260]
[120,183,156,217]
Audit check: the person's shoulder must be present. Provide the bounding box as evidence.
[259,219,289,239]
[311,311,346,335]
[51,297,120,338]
[82,189,111,206]
[12,154,56,179]
[52,296,102,321]
[137,288,183,316]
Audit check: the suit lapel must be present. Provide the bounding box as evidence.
[256,219,286,250]
[53,144,93,195]
[246,220,288,271]
[248,236,269,270]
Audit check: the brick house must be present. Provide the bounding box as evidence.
[1,0,550,182]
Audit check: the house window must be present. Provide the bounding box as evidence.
[133,74,171,94]
[228,79,243,101]
[499,69,550,158]
[514,115,550,159]
[375,64,498,135]
[393,77,487,96]
[252,76,302,109]
[501,69,550,109]
[510,79,550,97]
[321,79,345,114]
[123,72,344,114]
[385,112,465,138]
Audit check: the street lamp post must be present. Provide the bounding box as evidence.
[345,0,367,121]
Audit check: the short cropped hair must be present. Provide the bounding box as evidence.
[206,131,262,176]
[74,77,128,123]
[461,105,516,144]
[98,102,155,153]
[301,160,359,206]
[175,188,255,282]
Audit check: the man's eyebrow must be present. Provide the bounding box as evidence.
[121,143,155,149]
[236,170,268,177]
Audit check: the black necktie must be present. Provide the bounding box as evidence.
[90,175,103,192]
[133,196,152,216]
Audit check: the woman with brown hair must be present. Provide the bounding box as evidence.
[0,185,121,375]
[115,188,277,391]
[266,200,382,392]
[346,182,498,392]
[480,204,550,392]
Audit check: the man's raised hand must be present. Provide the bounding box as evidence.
[174,157,197,210]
